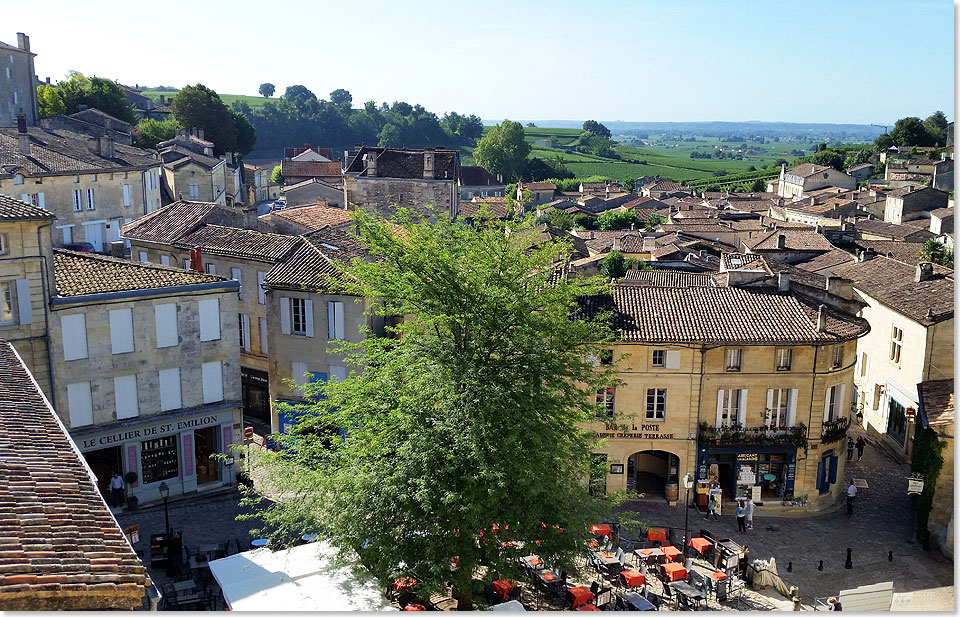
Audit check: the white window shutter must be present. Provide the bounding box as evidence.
[765,389,774,426]
[716,389,724,426]
[257,271,266,304]
[63,226,72,244]
[327,301,335,339]
[241,314,251,352]
[15,278,30,325]
[208,263,216,276]
[160,255,170,266]
[114,375,138,419]
[737,389,748,426]
[159,367,182,411]
[280,297,291,335]
[66,382,93,427]
[37,192,44,208]
[202,361,224,403]
[259,317,268,354]
[20,193,28,203]
[665,350,680,369]
[138,251,148,262]
[838,384,846,418]
[61,314,88,361]
[232,268,242,300]
[292,361,308,387]
[787,389,798,427]
[824,386,832,422]
[334,302,344,339]
[199,298,221,341]
[109,308,135,354]
[304,299,314,337]
[155,303,178,348]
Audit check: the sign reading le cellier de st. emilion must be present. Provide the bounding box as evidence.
[80,414,221,449]
[593,423,674,440]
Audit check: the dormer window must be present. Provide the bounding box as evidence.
[725,348,742,372]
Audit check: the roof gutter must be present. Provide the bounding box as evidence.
[50,280,239,307]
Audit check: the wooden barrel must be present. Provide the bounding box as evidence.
[665,481,679,501]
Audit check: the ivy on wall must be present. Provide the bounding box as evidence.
[911,425,946,546]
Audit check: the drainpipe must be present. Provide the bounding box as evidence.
[39,222,55,409]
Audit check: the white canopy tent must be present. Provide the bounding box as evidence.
[209,541,397,611]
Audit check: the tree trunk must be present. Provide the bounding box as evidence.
[456,587,474,611]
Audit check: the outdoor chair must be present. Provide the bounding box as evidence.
[678,592,693,611]
[483,583,498,605]
[648,593,661,610]
[662,582,677,610]
[590,581,600,595]
[595,587,613,610]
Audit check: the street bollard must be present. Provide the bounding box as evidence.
[787,561,792,573]
[845,548,853,569]
[888,551,893,562]
[817,560,823,571]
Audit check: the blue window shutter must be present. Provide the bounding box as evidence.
[816,460,825,493]
[828,455,838,484]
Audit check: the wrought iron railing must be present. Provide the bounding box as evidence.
[698,423,808,449]
[820,416,850,444]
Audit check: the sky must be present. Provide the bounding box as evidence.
[10,0,956,125]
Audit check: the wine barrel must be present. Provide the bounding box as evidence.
[665,481,679,501]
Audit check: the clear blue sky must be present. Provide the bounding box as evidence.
[11,0,955,124]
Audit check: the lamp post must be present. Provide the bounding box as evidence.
[682,473,694,564]
[158,481,170,536]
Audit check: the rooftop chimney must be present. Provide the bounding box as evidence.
[366,151,377,176]
[915,262,934,282]
[817,304,827,332]
[86,137,100,155]
[776,234,786,249]
[778,272,790,292]
[423,150,435,179]
[860,247,876,262]
[16,113,29,155]
[98,135,115,158]
[198,128,204,141]
[189,246,204,272]
[16,33,29,53]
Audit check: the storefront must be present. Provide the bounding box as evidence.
[72,405,241,503]
[697,446,798,504]
[242,367,271,434]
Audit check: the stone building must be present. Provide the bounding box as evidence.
[831,256,954,462]
[280,159,342,185]
[577,264,869,510]
[741,229,835,264]
[48,249,242,502]
[917,378,953,559]
[157,129,234,206]
[0,33,39,128]
[776,163,856,199]
[260,202,352,236]
[882,185,949,226]
[0,117,162,250]
[282,177,344,208]
[342,146,459,219]
[0,340,151,610]
[459,165,504,201]
[516,181,557,206]
[40,107,133,145]
[0,195,56,397]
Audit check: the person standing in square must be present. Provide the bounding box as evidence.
[846,481,857,514]
[109,471,125,507]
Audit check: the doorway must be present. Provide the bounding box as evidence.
[242,368,271,435]
[83,445,122,501]
[627,450,675,500]
[194,427,220,485]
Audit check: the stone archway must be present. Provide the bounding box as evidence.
[627,449,680,501]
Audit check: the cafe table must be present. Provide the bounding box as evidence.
[536,569,561,585]
[492,579,518,601]
[249,538,269,550]
[646,527,667,543]
[594,550,620,565]
[661,545,682,561]
[567,586,594,609]
[662,562,687,582]
[403,604,426,611]
[393,577,418,592]
[670,580,706,608]
[712,570,728,581]
[576,604,600,611]
[620,569,646,589]
[520,555,543,569]
[622,592,656,611]
[589,523,613,537]
[690,537,712,555]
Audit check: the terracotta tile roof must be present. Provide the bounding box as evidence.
[763,257,828,290]
[160,145,221,170]
[643,179,684,192]
[345,147,458,180]
[785,163,832,179]
[919,379,954,428]
[520,225,589,258]
[622,196,667,211]
[0,128,159,177]
[929,208,954,220]
[746,229,835,252]
[459,166,501,186]
[853,240,925,265]
[723,252,765,271]
[576,284,869,344]
[832,256,953,323]
[174,225,300,262]
[471,195,507,204]
[623,269,714,287]
[269,204,353,231]
[519,182,557,191]
[280,160,342,179]
[651,243,687,260]
[794,248,857,272]
[888,185,944,199]
[848,163,873,172]
[0,195,56,220]
[121,200,239,244]
[459,200,509,219]
[0,341,150,610]
[855,218,936,241]
[53,249,227,297]
[620,235,652,254]
[263,229,367,293]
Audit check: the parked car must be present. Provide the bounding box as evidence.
[63,243,96,253]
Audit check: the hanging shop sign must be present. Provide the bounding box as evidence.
[907,473,925,495]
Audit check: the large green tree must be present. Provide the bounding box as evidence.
[36,83,65,117]
[133,116,181,150]
[43,71,135,123]
[170,84,238,155]
[923,111,949,146]
[258,82,275,98]
[241,209,620,610]
[582,120,611,138]
[473,121,531,183]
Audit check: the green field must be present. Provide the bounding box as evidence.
[143,90,275,109]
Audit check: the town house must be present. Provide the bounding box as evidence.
[157,128,242,207]
[0,33,39,127]
[776,163,856,199]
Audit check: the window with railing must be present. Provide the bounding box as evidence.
[596,387,615,417]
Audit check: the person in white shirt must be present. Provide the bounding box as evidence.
[109,471,125,507]
[846,481,857,515]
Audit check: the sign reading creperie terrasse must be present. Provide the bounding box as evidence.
[593,423,674,440]
[80,415,220,449]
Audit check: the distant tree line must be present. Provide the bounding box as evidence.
[874,112,949,150]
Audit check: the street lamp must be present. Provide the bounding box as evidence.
[158,481,170,536]
[681,473,694,565]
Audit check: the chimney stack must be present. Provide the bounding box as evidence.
[778,272,790,292]
[86,137,100,155]
[860,247,876,262]
[366,151,377,176]
[915,262,934,282]
[198,128,204,141]
[16,33,29,53]
[189,246,204,272]
[98,135,115,158]
[817,304,827,332]
[776,234,786,249]
[423,150,435,179]
[16,113,29,155]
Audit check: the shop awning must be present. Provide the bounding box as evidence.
[209,541,397,611]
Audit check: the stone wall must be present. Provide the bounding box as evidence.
[344,175,456,219]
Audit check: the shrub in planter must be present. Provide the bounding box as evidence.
[124,471,138,485]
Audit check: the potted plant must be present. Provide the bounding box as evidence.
[123,472,139,510]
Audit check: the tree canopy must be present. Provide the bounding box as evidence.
[582,120,611,138]
[240,208,622,609]
[171,84,240,155]
[133,116,181,150]
[284,84,317,101]
[874,112,950,150]
[259,83,275,98]
[37,71,135,124]
[473,121,531,183]
[330,89,353,107]
[919,239,953,269]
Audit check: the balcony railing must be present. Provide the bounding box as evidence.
[698,423,808,449]
[820,416,850,444]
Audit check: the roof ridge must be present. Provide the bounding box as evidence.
[53,247,227,277]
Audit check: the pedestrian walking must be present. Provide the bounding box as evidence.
[846,438,855,461]
[846,481,857,515]
[109,471,125,507]
[827,596,843,611]
[855,436,866,461]
[708,492,719,521]
[736,500,747,533]
[745,495,755,530]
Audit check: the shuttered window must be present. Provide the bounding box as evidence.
[109,308,135,354]
[199,299,221,341]
[201,361,224,403]
[114,375,138,419]
[327,301,344,340]
[158,368,182,411]
[155,304,178,348]
[67,382,93,427]
[61,314,88,360]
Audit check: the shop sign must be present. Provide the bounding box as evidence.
[78,414,221,450]
[736,453,758,462]
[241,367,269,386]
[786,464,796,482]
[593,422,674,440]
[907,473,924,495]
[609,464,624,475]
